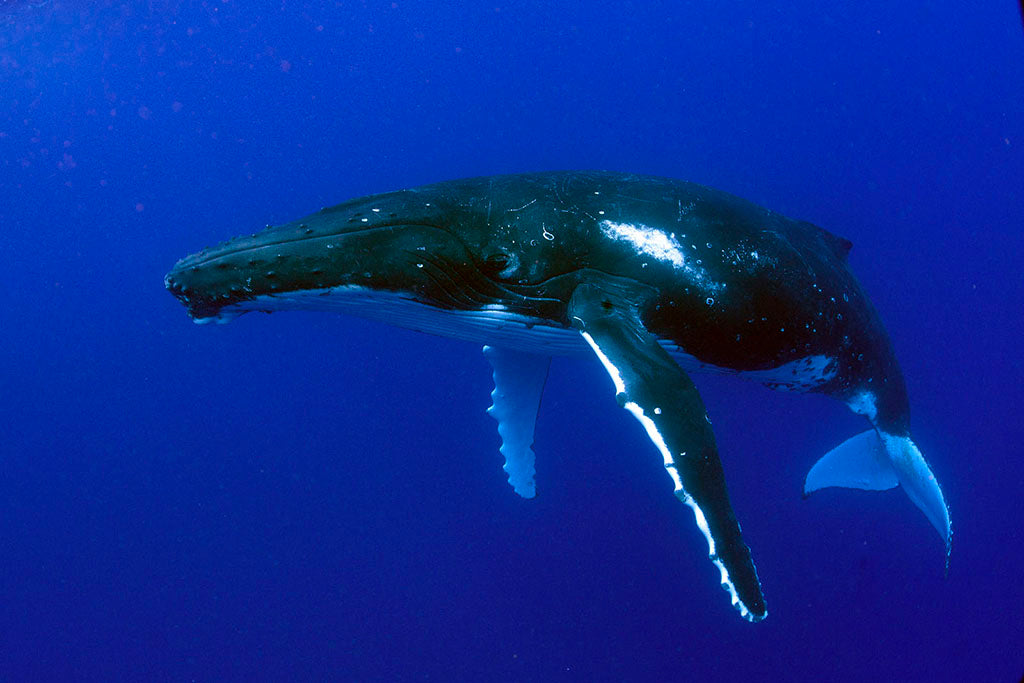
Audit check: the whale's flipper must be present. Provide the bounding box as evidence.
[568,280,767,622]
[805,430,952,562]
[483,345,551,499]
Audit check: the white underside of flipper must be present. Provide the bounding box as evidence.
[483,345,551,498]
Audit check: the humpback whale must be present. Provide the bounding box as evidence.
[165,171,951,622]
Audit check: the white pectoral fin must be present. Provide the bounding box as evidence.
[804,430,899,494]
[805,429,952,562]
[483,345,551,498]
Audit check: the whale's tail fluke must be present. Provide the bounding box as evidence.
[804,429,952,567]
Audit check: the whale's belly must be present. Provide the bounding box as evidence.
[208,285,836,390]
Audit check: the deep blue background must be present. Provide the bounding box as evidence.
[2,1,1022,679]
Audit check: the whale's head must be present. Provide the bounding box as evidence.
[165,184,575,326]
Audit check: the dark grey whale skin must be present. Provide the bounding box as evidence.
[167,171,908,434]
[166,171,926,622]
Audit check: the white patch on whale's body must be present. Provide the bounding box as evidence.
[599,220,723,293]
[599,220,688,269]
[737,354,838,391]
[846,390,878,420]
[198,285,835,390]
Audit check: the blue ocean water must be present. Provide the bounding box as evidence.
[2,1,1022,679]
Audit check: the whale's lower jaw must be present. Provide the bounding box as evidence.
[196,285,586,356]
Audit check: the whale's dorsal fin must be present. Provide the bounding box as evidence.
[798,220,853,261]
[483,345,551,498]
[819,226,852,260]
[827,233,853,260]
[568,277,767,622]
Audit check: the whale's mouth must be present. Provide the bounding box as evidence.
[196,283,589,354]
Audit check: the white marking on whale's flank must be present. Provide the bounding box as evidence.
[739,354,838,391]
[600,219,686,267]
[599,220,722,293]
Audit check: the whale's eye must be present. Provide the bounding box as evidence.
[481,250,519,280]
[482,252,510,272]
